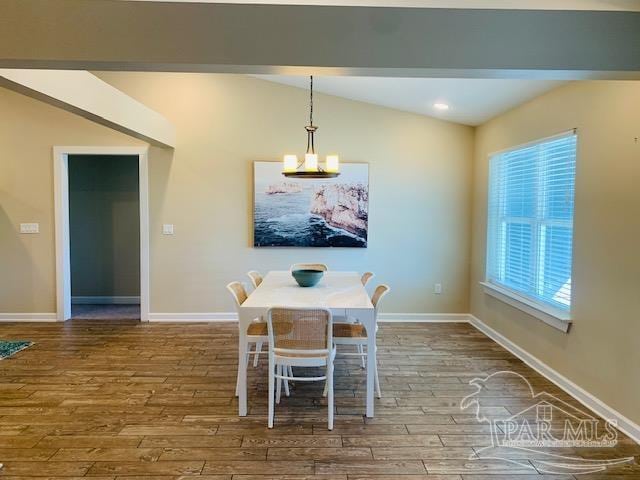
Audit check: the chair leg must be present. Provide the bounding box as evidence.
[327,360,334,431]
[374,360,382,399]
[268,357,275,428]
[276,364,282,405]
[283,365,290,397]
[358,344,365,368]
[288,366,294,393]
[253,341,263,367]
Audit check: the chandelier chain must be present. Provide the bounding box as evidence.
[309,75,313,126]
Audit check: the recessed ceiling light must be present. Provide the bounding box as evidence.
[433,102,450,111]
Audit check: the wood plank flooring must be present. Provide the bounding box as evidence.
[0,321,637,479]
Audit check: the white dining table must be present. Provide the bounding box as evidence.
[237,270,377,417]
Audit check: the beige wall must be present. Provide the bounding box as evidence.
[0,87,144,313]
[471,81,640,425]
[1,73,474,314]
[69,154,140,298]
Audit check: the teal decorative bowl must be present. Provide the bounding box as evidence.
[291,269,324,287]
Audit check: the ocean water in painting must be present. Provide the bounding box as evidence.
[254,190,365,247]
[253,162,368,248]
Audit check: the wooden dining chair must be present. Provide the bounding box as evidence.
[331,284,390,399]
[247,270,263,289]
[290,263,328,272]
[267,306,336,430]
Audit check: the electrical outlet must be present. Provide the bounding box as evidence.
[434,283,442,294]
[162,224,174,235]
[20,223,39,234]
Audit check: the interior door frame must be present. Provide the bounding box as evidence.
[53,146,150,322]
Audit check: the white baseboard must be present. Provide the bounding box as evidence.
[148,312,237,322]
[469,314,640,445]
[378,313,469,322]
[147,312,470,323]
[0,313,58,322]
[72,296,140,305]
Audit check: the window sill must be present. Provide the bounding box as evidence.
[480,281,572,333]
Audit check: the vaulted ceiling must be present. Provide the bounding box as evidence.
[255,75,564,125]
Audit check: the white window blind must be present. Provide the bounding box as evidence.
[486,132,577,312]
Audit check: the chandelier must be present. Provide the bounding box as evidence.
[282,76,340,179]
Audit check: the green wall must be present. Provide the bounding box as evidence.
[69,155,140,298]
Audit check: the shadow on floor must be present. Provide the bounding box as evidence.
[71,303,140,320]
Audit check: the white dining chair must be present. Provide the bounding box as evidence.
[227,281,269,393]
[361,271,375,286]
[331,271,375,368]
[267,306,336,430]
[244,271,265,365]
[331,284,390,399]
[247,270,263,289]
[290,263,328,272]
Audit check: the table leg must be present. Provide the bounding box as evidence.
[364,314,376,418]
[238,314,249,417]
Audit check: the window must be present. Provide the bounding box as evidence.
[486,132,577,314]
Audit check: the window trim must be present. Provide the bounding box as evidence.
[480,281,571,332]
[484,130,577,333]
[486,129,576,158]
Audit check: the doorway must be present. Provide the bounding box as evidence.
[54,147,149,322]
[69,154,140,320]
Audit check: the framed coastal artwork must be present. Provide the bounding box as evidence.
[253,161,369,247]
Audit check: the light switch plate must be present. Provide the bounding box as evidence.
[162,224,174,235]
[434,283,442,294]
[20,223,39,234]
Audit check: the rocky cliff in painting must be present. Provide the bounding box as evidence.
[265,182,303,194]
[310,184,368,239]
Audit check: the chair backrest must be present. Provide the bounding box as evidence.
[267,307,332,357]
[290,263,328,272]
[371,284,390,315]
[361,271,375,286]
[226,281,248,309]
[247,270,263,289]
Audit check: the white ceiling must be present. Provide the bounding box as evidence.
[125,0,640,11]
[254,76,564,126]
